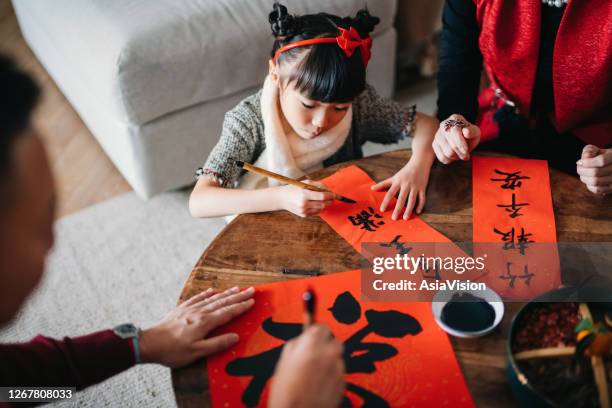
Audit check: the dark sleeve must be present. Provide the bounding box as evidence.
[354,84,417,145]
[0,330,135,390]
[436,0,483,122]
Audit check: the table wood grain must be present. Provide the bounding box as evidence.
[172,150,612,408]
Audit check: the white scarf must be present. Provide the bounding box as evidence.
[238,76,352,190]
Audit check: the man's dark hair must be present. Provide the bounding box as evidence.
[269,3,379,103]
[0,53,40,187]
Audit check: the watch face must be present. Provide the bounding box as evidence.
[114,323,138,339]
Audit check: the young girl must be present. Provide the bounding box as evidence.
[190,3,439,221]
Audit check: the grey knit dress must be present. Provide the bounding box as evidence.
[196,84,416,187]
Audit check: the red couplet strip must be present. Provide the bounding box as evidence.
[318,165,487,300]
[472,156,561,300]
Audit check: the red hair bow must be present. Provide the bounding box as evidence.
[336,27,372,66]
[273,26,373,67]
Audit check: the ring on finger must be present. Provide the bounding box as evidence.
[443,119,469,132]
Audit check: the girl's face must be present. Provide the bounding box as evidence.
[271,59,352,140]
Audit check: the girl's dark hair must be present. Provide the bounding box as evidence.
[269,2,379,103]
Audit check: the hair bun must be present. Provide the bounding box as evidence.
[269,2,300,38]
[352,8,380,37]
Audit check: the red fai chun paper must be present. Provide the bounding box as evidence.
[318,165,449,249]
[472,156,561,300]
[317,165,487,301]
[206,270,475,407]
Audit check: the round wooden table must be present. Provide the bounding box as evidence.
[172,150,612,408]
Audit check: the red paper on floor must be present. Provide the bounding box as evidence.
[206,270,475,407]
[472,156,561,299]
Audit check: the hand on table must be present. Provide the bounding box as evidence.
[371,159,432,220]
[433,114,481,164]
[577,145,612,196]
[268,325,345,408]
[277,180,334,218]
[139,286,255,368]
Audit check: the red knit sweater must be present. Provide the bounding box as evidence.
[0,330,134,407]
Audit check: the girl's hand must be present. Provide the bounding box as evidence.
[277,180,334,218]
[577,145,612,195]
[433,114,481,164]
[371,159,432,220]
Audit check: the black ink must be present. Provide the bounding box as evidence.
[422,265,442,282]
[343,383,390,407]
[499,262,535,288]
[226,291,422,407]
[225,318,301,406]
[363,309,422,338]
[329,291,362,324]
[348,207,385,232]
[496,193,529,218]
[379,235,412,255]
[490,169,530,190]
[493,227,534,255]
[441,292,496,332]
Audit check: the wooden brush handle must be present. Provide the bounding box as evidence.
[514,347,575,361]
[242,162,327,193]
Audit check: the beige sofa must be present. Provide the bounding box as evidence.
[13,0,398,197]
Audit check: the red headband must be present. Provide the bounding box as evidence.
[273,27,372,67]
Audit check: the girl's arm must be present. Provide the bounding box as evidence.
[189,177,282,218]
[353,83,440,220]
[371,112,440,220]
[189,177,333,219]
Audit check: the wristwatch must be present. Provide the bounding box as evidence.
[113,323,142,364]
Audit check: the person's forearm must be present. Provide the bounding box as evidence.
[0,330,134,390]
[409,113,437,166]
[189,185,284,218]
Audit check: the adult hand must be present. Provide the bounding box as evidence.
[577,145,612,195]
[371,159,431,220]
[277,180,334,218]
[433,114,481,164]
[139,286,255,368]
[268,325,345,408]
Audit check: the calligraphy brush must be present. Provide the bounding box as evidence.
[303,287,316,329]
[234,160,356,204]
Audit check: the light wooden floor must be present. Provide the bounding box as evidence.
[0,1,131,218]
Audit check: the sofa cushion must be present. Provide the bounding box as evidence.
[17,0,396,126]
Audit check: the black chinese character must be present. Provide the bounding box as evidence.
[422,264,442,282]
[348,207,385,232]
[379,235,412,255]
[499,262,535,288]
[493,227,534,255]
[496,193,529,218]
[491,169,530,190]
[225,291,422,407]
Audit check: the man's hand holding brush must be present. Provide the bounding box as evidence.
[269,288,345,408]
